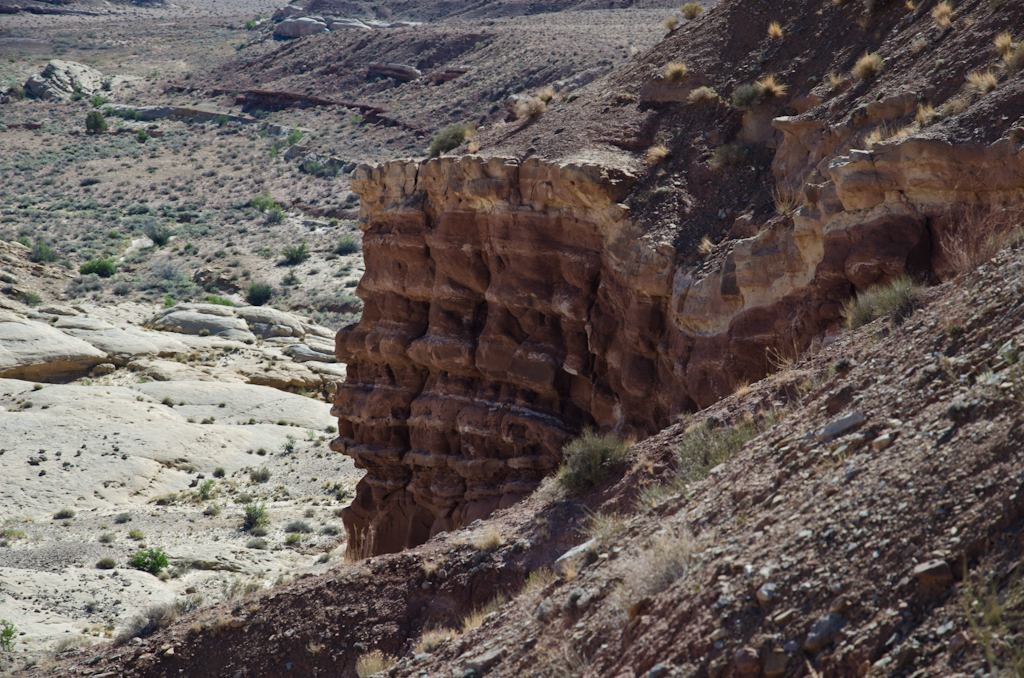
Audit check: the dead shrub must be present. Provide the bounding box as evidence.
[687,86,719,104]
[852,52,883,81]
[612,530,699,612]
[756,74,788,98]
[414,627,461,654]
[663,61,688,82]
[513,97,546,120]
[967,70,998,95]
[940,205,1024,276]
[355,650,397,678]
[645,144,670,163]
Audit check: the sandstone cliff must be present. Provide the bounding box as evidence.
[331,120,1024,555]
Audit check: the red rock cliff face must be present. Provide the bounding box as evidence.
[332,138,1024,556]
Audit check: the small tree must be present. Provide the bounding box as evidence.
[0,619,16,652]
[85,110,107,134]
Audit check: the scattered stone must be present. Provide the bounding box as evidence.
[464,647,503,674]
[764,649,789,678]
[912,560,953,587]
[734,647,760,674]
[816,411,866,442]
[554,538,596,575]
[803,613,845,652]
[757,582,778,606]
[647,664,670,678]
[91,363,116,376]
[871,432,895,450]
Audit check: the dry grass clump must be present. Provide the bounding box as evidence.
[680,3,704,19]
[995,32,1014,58]
[826,71,845,91]
[461,594,507,633]
[473,525,502,552]
[613,530,699,612]
[767,21,784,39]
[663,61,688,82]
[940,205,1024,275]
[772,187,800,215]
[931,0,952,28]
[911,36,929,55]
[687,86,720,104]
[675,419,757,483]
[513,97,547,120]
[355,650,397,678]
[1007,47,1024,74]
[756,74,788,98]
[522,567,557,594]
[646,143,670,163]
[413,627,461,654]
[967,70,998,95]
[580,510,626,545]
[663,15,679,32]
[853,52,883,81]
[698,236,715,255]
[842,276,922,329]
[915,103,937,126]
[941,97,969,117]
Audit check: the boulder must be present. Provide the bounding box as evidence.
[235,306,306,339]
[275,18,329,38]
[24,60,104,102]
[284,344,336,363]
[272,4,303,20]
[0,311,107,380]
[146,304,256,342]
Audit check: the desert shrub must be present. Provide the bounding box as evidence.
[213,467,225,478]
[249,525,268,537]
[114,512,132,524]
[285,521,312,534]
[128,529,144,540]
[335,235,360,255]
[687,86,719,104]
[301,160,339,177]
[251,193,277,212]
[414,627,461,654]
[285,533,301,545]
[767,21,783,38]
[266,205,284,224]
[663,15,679,31]
[663,61,688,82]
[320,524,341,535]
[206,295,233,306]
[250,467,272,483]
[114,603,177,645]
[53,508,75,520]
[286,128,303,146]
[85,110,107,134]
[852,52,883,81]
[931,0,952,28]
[137,130,148,143]
[129,547,169,575]
[513,97,546,120]
[281,240,310,265]
[215,115,230,126]
[429,124,466,157]
[242,502,269,531]
[246,538,268,550]
[96,557,116,569]
[995,32,1014,58]
[614,530,698,610]
[473,525,503,552]
[142,220,173,247]
[675,419,757,483]
[556,429,631,495]
[680,2,703,19]
[731,82,762,108]
[90,95,108,108]
[29,240,57,263]
[842,276,921,329]
[246,283,274,306]
[1007,46,1024,74]
[711,143,748,169]
[0,620,14,653]
[80,258,116,278]
[198,479,215,500]
[355,650,398,678]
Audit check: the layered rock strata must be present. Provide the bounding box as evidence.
[334,134,1024,556]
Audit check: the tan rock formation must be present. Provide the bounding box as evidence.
[334,130,1024,556]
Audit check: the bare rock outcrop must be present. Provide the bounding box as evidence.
[24,59,103,101]
[275,17,328,38]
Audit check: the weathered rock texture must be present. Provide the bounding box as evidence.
[24,59,103,101]
[334,132,1024,555]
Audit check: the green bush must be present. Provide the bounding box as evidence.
[284,520,312,534]
[206,295,233,306]
[53,508,75,520]
[246,283,274,306]
[335,235,360,255]
[129,547,168,575]
[286,128,303,146]
[85,110,107,134]
[281,240,310,265]
[428,124,466,157]
[213,467,226,478]
[128,529,144,540]
[710,143,748,169]
[285,533,301,545]
[251,193,277,212]
[556,430,631,495]
[30,240,57,263]
[842,275,922,329]
[90,95,109,108]
[142,220,173,247]
[215,115,230,126]
[731,82,762,108]
[80,258,116,278]
[266,205,285,224]
[675,420,756,483]
[242,502,269,531]
[137,129,148,143]
[249,467,272,483]
[96,557,117,570]
[0,619,16,653]
[198,479,215,500]
[114,512,132,524]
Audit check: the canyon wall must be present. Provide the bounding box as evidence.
[333,131,1024,556]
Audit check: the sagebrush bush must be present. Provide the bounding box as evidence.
[284,520,312,534]
[251,193,277,212]
[428,124,466,157]
[250,467,272,483]
[242,502,269,531]
[246,283,273,306]
[676,419,756,483]
[114,603,177,645]
[556,430,631,495]
[80,258,116,278]
[129,547,169,575]
[513,97,546,120]
[30,240,57,263]
[335,235,360,255]
[265,205,284,224]
[96,557,116,570]
[680,3,703,19]
[842,276,921,329]
[731,82,762,108]
[142,220,173,247]
[53,508,75,520]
